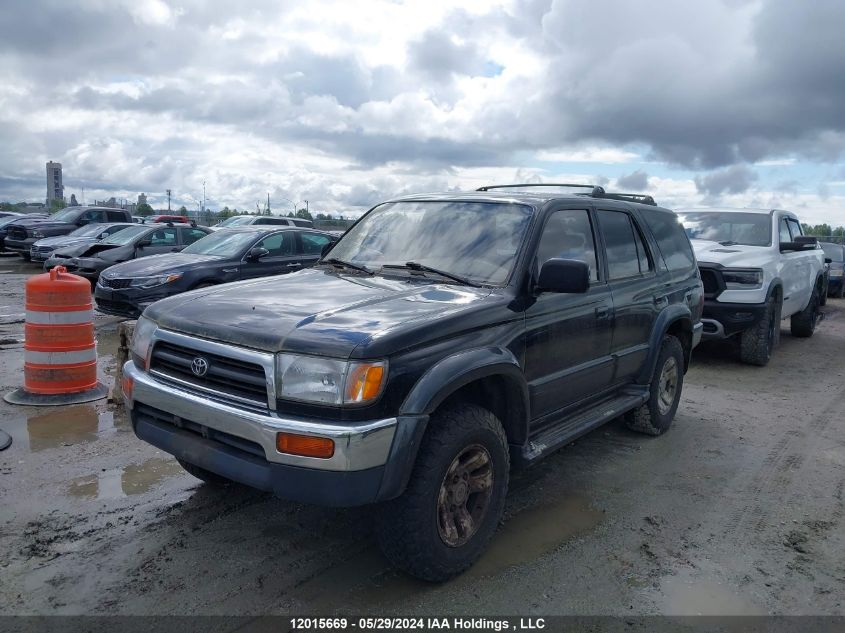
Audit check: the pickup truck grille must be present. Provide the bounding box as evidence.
[7,226,27,240]
[149,341,269,408]
[699,267,724,299]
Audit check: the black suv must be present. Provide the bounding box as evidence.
[4,206,133,259]
[123,185,703,581]
[94,226,338,318]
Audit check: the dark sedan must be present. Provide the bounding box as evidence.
[64,223,211,282]
[94,225,337,317]
[821,242,845,298]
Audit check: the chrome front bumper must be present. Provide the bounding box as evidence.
[124,361,397,472]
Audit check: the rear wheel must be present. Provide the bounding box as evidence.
[178,459,233,486]
[790,286,819,338]
[375,402,509,582]
[739,296,779,366]
[626,335,684,436]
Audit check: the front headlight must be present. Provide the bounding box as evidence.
[130,316,157,370]
[32,230,45,238]
[130,273,182,289]
[275,354,387,405]
[722,268,763,290]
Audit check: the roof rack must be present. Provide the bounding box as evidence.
[476,183,607,197]
[579,191,657,206]
[475,183,657,206]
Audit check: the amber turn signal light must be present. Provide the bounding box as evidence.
[276,432,335,458]
[344,362,385,403]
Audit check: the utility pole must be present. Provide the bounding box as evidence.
[166,189,171,211]
[202,181,206,215]
[305,200,309,215]
[267,193,270,215]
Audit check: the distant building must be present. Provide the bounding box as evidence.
[46,161,63,205]
[138,193,147,206]
[69,194,79,206]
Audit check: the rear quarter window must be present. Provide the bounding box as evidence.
[643,211,696,271]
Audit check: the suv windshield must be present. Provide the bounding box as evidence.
[100,225,149,245]
[217,216,254,227]
[677,211,771,247]
[182,230,258,257]
[50,208,82,222]
[327,201,533,285]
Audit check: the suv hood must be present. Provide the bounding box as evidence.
[104,253,221,277]
[691,239,773,268]
[145,268,499,357]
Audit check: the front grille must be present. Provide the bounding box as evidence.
[95,298,136,316]
[135,402,265,459]
[7,226,27,240]
[150,341,269,408]
[101,277,132,289]
[32,246,53,254]
[699,267,723,298]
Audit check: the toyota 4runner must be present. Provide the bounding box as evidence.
[676,208,825,366]
[124,185,703,581]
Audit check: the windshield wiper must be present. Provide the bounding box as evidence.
[718,240,740,246]
[381,261,481,287]
[322,257,374,275]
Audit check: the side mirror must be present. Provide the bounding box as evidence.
[780,241,815,252]
[795,236,818,245]
[137,238,152,248]
[825,257,833,264]
[77,218,91,226]
[247,247,269,261]
[320,242,335,258]
[536,258,590,294]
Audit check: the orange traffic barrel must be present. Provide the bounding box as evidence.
[4,266,108,406]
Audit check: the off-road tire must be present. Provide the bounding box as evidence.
[739,296,779,366]
[375,402,509,582]
[625,335,684,436]
[790,286,819,338]
[178,459,233,485]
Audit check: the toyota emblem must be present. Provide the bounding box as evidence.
[190,357,209,377]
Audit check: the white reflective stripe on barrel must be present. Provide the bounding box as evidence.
[26,309,94,325]
[25,348,97,365]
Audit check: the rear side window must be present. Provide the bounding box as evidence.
[300,232,332,255]
[536,210,599,281]
[779,218,792,243]
[642,211,695,271]
[148,227,177,246]
[106,210,127,222]
[597,210,650,279]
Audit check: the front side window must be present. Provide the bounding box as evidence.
[255,231,295,256]
[787,219,803,240]
[536,209,598,281]
[598,210,644,279]
[327,201,533,285]
[779,218,792,244]
[81,210,105,223]
[106,210,127,222]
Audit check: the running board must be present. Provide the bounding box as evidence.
[519,389,649,465]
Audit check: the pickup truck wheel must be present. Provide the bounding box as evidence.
[177,459,233,486]
[739,296,778,366]
[375,402,509,582]
[790,287,819,338]
[625,335,684,436]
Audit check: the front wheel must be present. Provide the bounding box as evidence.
[790,286,819,338]
[375,402,509,582]
[739,296,779,366]
[625,335,684,436]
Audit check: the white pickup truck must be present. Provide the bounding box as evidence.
[676,207,825,366]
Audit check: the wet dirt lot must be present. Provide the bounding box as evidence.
[1,258,843,617]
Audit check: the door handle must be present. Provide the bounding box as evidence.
[595,306,610,319]
[286,262,302,267]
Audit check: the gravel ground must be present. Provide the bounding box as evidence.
[0,259,843,616]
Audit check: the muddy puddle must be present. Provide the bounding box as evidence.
[1,404,127,453]
[294,494,603,611]
[67,456,183,500]
[656,566,766,615]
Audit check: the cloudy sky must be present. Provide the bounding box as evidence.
[1,0,844,224]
